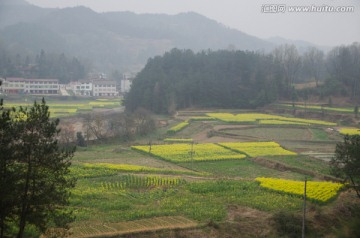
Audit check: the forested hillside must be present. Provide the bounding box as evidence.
[125,43,360,114]
[0,46,88,83]
[125,49,282,113]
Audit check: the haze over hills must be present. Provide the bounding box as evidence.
[267,36,332,53]
[0,0,322,73]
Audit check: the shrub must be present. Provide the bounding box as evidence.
[273,211,303,238]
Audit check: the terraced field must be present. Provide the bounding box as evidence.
[62,108,354,237]
[207,113,336,126]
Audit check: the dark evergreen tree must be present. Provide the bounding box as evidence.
[0,99,76,238]
[0,82,20,238]
[125,48,282,113]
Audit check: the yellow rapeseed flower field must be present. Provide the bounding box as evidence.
[164,138,194,143]
[219,142,296,157]
[259,120,309,126]
[132,143,246,162]
[338,127,360,135]
[256,177,344,202]
[207,113,336,126]
[83,163,160,172]
[167,121,189,134]
[207,113,280,122]
[277,103,353,113]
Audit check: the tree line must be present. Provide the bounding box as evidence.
[125,43,360,114]
[0,45,89,83]
[58,108,156,146]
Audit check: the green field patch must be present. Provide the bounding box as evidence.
[70,178,303,224]
[179,159,308,180]
[101,174,186,190]
[310,128,330,140]
[180,180,303,214]
[263,155,332,176]
[74,144,197,172]
[189,116,216,121]
[220,127,312,141]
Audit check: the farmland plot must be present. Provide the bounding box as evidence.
[338,127,360,135]
[219,142,296,157]
[207,113,336,126]
[69,216,197,238]
[132,143,246,162]
[256,177,344,203]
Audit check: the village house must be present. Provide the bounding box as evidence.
[92,80,118,97]
[1,78,59,95]
[120,73,134,94]
[70,80,93,96]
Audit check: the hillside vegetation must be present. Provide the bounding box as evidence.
[125,49,280,113]
[125,43,360,114]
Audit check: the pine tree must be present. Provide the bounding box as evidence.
[0,85,20,238]
[0,98,76,238]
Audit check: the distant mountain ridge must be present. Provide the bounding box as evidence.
[0,0,319,73]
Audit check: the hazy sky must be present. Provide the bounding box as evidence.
[26,0,360,46]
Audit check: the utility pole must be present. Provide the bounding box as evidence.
[302,177,307,238]
[189,141,195,165]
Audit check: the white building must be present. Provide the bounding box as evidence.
[120,73,134,93]
[92,80,118,97]
[70,80,93,96]
[2,78,59,95]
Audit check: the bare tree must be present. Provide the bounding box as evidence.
[82,114,108,141]
[303,47,324,87]
[133,108,156,135]
[81,110,155,142]
[326,43,360,99]
[273,44,301,96]
[58,123,75,145]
